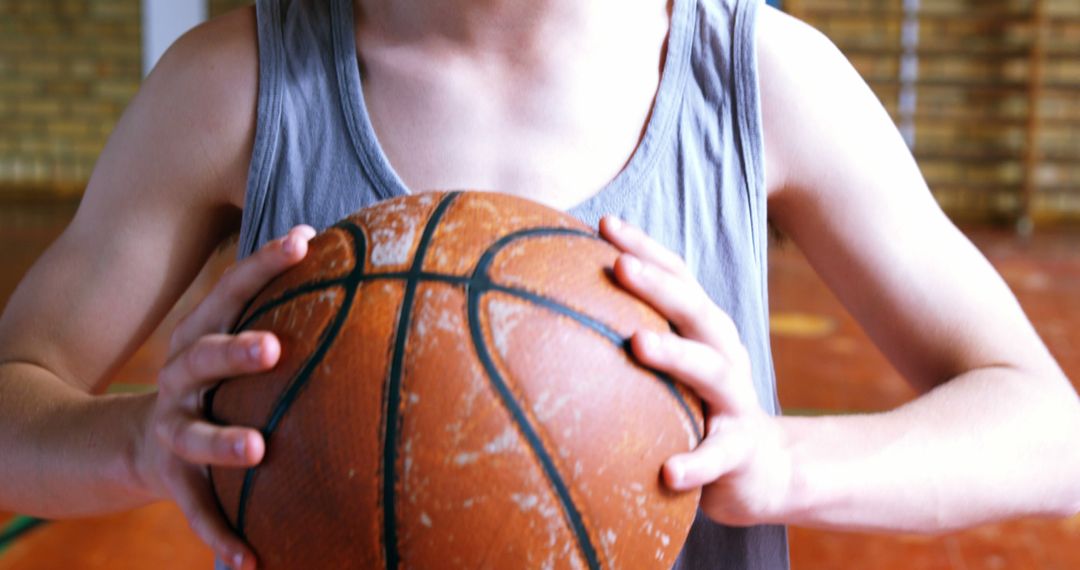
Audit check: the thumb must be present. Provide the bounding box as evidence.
[663,432,743,491]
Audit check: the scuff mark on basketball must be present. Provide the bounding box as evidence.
[532,390,573,423]
[510,493,539,512]
[484,426,519,455]
[370,219,417,266]
[453,452,479,466]
[486,297,527,356]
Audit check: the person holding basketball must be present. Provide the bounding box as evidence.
[1,0,1078,568]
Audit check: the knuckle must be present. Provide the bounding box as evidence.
[227,335,252,365]
[257,238,287,265]
[701,296,723,320]
[160,461,190,501]
[184,341,211,377]
[264,234,287,251]
[156,365,178,396]
[676,263,693,281]
[182,349,201,380]
[667,253,692,277]
[692,294,715,322]
[670,298,704,334]
[168,317,193,354]
[154,419,173,447]
[664,334,688,363]
[169,424,192,456]
[209,428,233,458]
[187,514,216,545]
[216,281,248,318]
[706,357,729,386]
[165,418,204,461]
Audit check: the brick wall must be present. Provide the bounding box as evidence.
[0,0,140,195]
[788,0,1080,225]
[210,0,252,18]
[0,0,251,197]
[2,0,1078,224]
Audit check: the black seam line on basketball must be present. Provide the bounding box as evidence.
[382,191,461,570]
[234,266,460,331]
[232,221,369,539]
[235,237,699,445]
[233,275,351,333]
[485,282,703,443]
[473,227,600,277]
[232,270,466,340]
[363,271,698,442]
[471,226,703,442]
[232,279,266,335]
[233,277,356,537]
[229,224,590,332]
[465,287,602,570]
[201,383,248,530]
[230,217,378,333]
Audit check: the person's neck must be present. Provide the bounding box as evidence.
[351,0,674,206]
[355,0,661,67]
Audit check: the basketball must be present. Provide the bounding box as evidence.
[206,191,704,569]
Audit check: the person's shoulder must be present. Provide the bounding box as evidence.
[148,6,258,116]
[755,6,881,196]
[157,6,257,69]
[135,6,259,206]
[756,5,845,72]
[755,6,858,122]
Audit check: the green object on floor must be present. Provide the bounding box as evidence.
[0,516,47,556]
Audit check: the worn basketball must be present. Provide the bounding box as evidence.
[207,191,704,569]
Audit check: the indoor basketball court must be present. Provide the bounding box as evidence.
[2,0,1079,569]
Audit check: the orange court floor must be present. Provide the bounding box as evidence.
[0,196,1078,569]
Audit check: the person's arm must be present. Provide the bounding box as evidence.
[602,5,1080,534]
[0,8,305,568]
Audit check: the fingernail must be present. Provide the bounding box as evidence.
[233,552,245,568]
[606,216,623,230]
[622,255,642,275]
[234,436,246,459]
[248,341,263,361]
[282,236,297,255]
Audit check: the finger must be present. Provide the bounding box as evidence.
[170,225,316,353]
[662,432,743,491]
[600,216,691,278]
[159,331,281,399]
[614,253,734,346]
[632,330,756,414]
[167,464,258,570]
[156,415,265,467]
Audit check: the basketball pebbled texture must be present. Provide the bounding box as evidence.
[207,191,705,569]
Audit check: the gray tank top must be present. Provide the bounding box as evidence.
[239,0,787,567]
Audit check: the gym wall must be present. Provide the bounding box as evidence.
[0,0,251,197]
[789,0,1080,226]
[2,0,1079,226]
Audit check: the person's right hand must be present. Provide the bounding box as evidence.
[137,225,316,570]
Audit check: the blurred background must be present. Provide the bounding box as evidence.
[0,0,1078,568]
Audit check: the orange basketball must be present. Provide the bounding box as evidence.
[207,191,704,569]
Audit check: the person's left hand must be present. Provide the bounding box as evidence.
[600,216,794,527]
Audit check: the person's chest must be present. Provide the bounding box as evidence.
[355,34,669,210]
